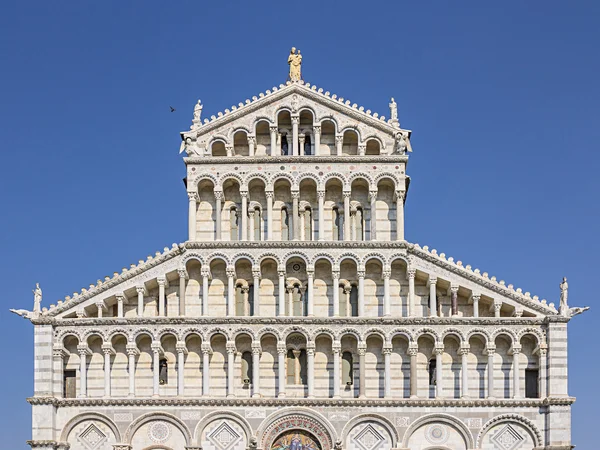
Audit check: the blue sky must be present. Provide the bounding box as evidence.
[1,1,598,447]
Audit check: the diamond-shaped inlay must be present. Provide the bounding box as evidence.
[208,422,242,450]
[354,424,384,450]
[79,423,107,450]
[491,425,525,450]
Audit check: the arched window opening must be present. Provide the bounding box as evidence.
[281,134,289,155]
[526,368,539,398]
[349,285,358,317]
[342,352,354,387]
[230,207,239,241]
[428,358,437,386]
[304,134,312,155]
[241,351,253,387]
[286,349,307,385]
[159,358,168,385]
[281,207,290,241]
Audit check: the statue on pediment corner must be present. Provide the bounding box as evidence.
[33,282,42,313]
[559,277,568,316]
[288,47,302,82]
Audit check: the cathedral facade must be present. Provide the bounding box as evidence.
[18,73,578,450]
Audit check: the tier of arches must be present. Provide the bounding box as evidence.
[189,173,404,242]
[59,408,542,450]
[56,326,546,401]
[207,108,391,158]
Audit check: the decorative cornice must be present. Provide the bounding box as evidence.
[184,241,409,250]
[184,155,408,165]
[26,396,575,408]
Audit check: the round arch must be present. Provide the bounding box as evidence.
[340,414,399,449]
[476,414,542,448]
[194,410,253,447]
[60,412,121,442]
[123,412,192,446]
[402,413,474,449]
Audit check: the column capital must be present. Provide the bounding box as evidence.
[251,342,262,354]
[265,190,274,199]
[151,341,163,354]
[332,269,340,279]
[126,344,140,357]
[201,267,211,278]
[434,345,445,355]
[157,276,167,287]
[317,190,325,199]
[357,342,367,355]
[382,346,392,355]
[226,266,236,278]
[226,341,237,354]
[458,346,470,356]
[53,345,68,359]
[395,190,406,201]
[427,277,437,286]
[240,190,248,198]
[225,145,234,156]
[291,116,300,125]
[252,266,261,279]
[176,342,188,354]
[450,283,459,294]
[493,301,502,313]
[115,293,126,301]
[201,343,213,354]
[407,267,416,279]
[357,268,366,279]
[277,343,287,354]
[187,191,199,202]
[278,268,287,277]
[471,292,481,301]
[247,136,257,145]
[538,346,548,356]
[291,190,300,199]
[313,125,321,135]
[136,285,147,295]
[247,209,255,218]
[369,189,378,199]
[511,345,522,355]
[101,343,115,355]
[95,300,107,310]
[335,135,344,143]
[77,344,91,356]
[408,345,418,356]
[214,190,224,201]
[332,341,342,353]
[306,266,315,277]
[382,268,392,279]
[113,445,133,450]
[342,191,351,199]
[485,345,496,355]
[269,125,278,133]
[177,268,188,279]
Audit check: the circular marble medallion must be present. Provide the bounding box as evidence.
[148,421,171,443]
[425,424,448,445]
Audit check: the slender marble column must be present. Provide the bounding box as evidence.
[451,284,459,317]
[313,125,321,156]
[178,269,187,317]
[539,347,547,398]
[487,346,495,399]
[383,268,391,317]
[116,294,124,318]
[351,211,357,241]
[307,344,315,398]
[126,345,138,397]
[270,126,278,156]
[298,134,305,156]
[435,346,444,398]
[53,347,66,398]
[151,342,161,397]
[460,346,469,398]
[396,190,405,241]
[227,342,235,397]
[241,191,248,241]
[428,277,437,317]
[277,344,286,398]
[287,287,294,317]
[409,346,418,398]
[472,293,480,318]
[408,268,416,317]
[226,145,233,157]
[176,342,186,396]
[248,135,255,157]
[292,191,300,241]
[383,346,392,398]
[157,277,166,317]
[358,344,366,398]
[291,116,299,156]
[369,190,377,241]
[201,268,209,317]
[357,269,365,317]
[335,135,343,156]
[293,350,301,385]
[252,342,261,398]
[202,343,211,396]
[332,269,340,317]
[102,344,113,398]
[136,286,145,317]
[226,267,235,316]
[299,210,306,241]
[252,267,261,317]
[248,210,255,242]
[96,301,104,318]
[494,301,502,318]
[333,342,341,398]
[266,191,274,240]
[278,268,286,316]
[317,190,325,240]
[214,191,223,241]
[512,346,521,399]
[188,192,198,241]
[343,192,351,241]
[307,268,314,316]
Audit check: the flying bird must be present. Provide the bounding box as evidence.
[170,106,176,112]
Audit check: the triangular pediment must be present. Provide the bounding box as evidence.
[180,81,410,157]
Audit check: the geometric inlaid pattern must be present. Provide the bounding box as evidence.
[78,423,107,450]
[208,422,242,450]
[148,421,172,444]
[425,424,448,445]
[353,424,385,450]
[491,425,525,450]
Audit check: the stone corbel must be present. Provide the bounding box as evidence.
[76,344,92,357]
[157,276,169,289]
[53,345,70,360]
[151,341,164,356]
[125,343,140,357]
[101,343,116,356]
[509,345,522,356]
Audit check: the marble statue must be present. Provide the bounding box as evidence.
[288,47,302,82]
[559,277,569,316]
[569,306,589,317]
[33,283,42,313]
[10,308,31,319]
[193,100,203,122]
[389,97,398,121]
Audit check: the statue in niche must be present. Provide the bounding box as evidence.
[288,47,302,82]
[33,283,42,313]
[559,277,569,316]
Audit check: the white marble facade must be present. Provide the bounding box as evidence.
[18,80,576,450]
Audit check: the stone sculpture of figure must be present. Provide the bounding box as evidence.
[389,97,398,120]
[569,306,590,317]
[288,47,302,82]
[193,100,203,122]
[10,309,31,319]
[334,440,343,450]
[559,277,569,316]
[33,283,42,312]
